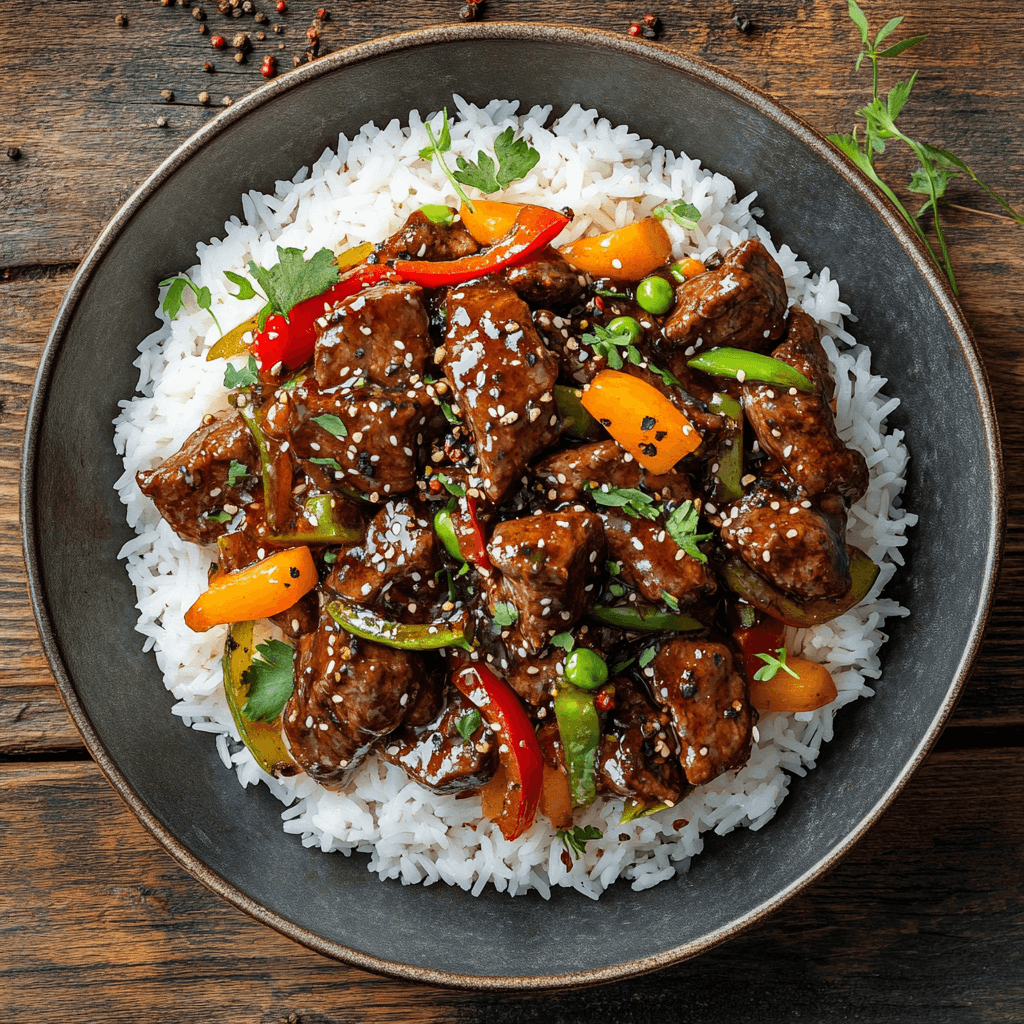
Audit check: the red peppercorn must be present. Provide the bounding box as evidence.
[211,34,226,48]
[595,689,615,712]
[316,7,328,19]
[643,13,660,28]
[306,25,320,44]
[628,22,642,37]
[261,55,276,78]
[275,0,287,10]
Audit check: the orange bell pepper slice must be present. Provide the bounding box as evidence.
[580,370,701,474]
[458,199,522,246]
[184,546,318,632]
[558,216,672,281]
[748,656,838,713]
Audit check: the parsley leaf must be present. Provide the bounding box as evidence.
[309,456,342,472]
[312,413,348,439]
[493,601,519,628]
[159,275,222,333]
[638,647,657,668]
[453,126,541,193]
[653,198,702,231]
[664,501,713,564]
[660,591,681,612]
[586,483,660,521]
[753,646,800,683]
[419,109,476,214]
[241,639,295,722]
[205,509,232,524]
[247,246,340,329]
[226,460,249,487]
[550,632,575,652]
[224,270,258,301]
[557,825,603,860]
[223,355,260,390]
[456,709,482,742]
[583,322,679,384]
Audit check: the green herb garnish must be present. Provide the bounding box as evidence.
[246,246,340,329]
[753,646,800,683]
[455,709,482,742]
[638,647,657,668]
[312,413,349,439]
[309,456,343,472]
[241,638,296,722]
[223,355,260,389]
[452,126,541,194]
[226,460,249,487]
[660,591,681,613]
[550,632,576,652]
[583,321,680,385]
[435,472,467,497]
[586,483,660,521]
[493,601,519,628]
[224,270,259,301]
[205,509,232,524]
[160,275,223,333]
[653,198,701,231]
[827,1,1023,295]
[419,110,476,214]
[664,501,712,564]
[557,825,603,860]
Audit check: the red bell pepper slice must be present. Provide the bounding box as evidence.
[452,496,491,568]
[452,662,543,841]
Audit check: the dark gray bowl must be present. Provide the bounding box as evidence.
[22,25,1002,989]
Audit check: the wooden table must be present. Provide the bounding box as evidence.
[3,1,1022,1019]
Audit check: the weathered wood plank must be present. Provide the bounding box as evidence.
[2,749,1020,1022]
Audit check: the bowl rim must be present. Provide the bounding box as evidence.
[21,22,1005,990]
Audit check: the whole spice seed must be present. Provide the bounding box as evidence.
[211,34,226,47]
[628,22,642,36]
[203,60,215,71]
[115,13,128,26]
[193,6,206,19]
[316,7,328,19]
[217,0,231,12]
[7,146,22,160]
[198,90,211,104]
[234,50,246,63]
[160,89,174,102]
[255,11,267,23]
[273,23,284,33]
[459,4,478,19]
[156,115,168,128]
[732,12,753,33]
[199,24,208,33]
[242,0,254,12]
[232,31,251,50]
[276,0,287,10]
[261,54,276,77]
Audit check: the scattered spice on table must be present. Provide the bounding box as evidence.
[732,12,753,33]
[115,13,128,26]
[7,146,22,160]
[160,89,174,102]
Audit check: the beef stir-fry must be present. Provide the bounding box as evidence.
[139,201,876,840]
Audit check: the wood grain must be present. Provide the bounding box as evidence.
[2,749,1021,1022]
[2,0,1023,1018]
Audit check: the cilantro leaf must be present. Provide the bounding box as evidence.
[309,456,342,472]
[550,632,575,653]
[753,646,800,683]
[205,509,232,524]
[241,639,295,722]
[586,483,659,521]
[557,825,603,860]
[159,274,222,333]
[455,709,482,742]
[583,321,678,383]
[313,413,349,439]
[223,356,260,390]
[419,109,476,214]
[246,246,339,329]
[653,198,702,231]
[225,270,258,301]
[660,591,681,612]
[226,460,249,487]
[638,647,657,668]
[493,601,519,628]
[664,501,713,564]
[452,126,540,193]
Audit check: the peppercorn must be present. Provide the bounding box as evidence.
[643,12,659,28]
[255,11,267,23]
[293,53,302,66]
[459,4,477,20]
[217,0,231,12]
[242,0,254,13]
[177,0,189,7]
[273,23,283,33]
[232,31,251,50]
[198,91,211,104]
[211,34,226,48]
[203,60,215,72]
[234,50,246,63]
[156,116,168,128]
[199,24,208,34]
[161,0,172,6]
[732,13,753,33]
[193,5,206,19]
[306,24,319,44]
[7,146,22,160]
[261,54,276,77]
[628,22,642,36]
[160,89,174,102]
[222,96,233,105]
[316,7,329,19]
[115,13,128,26]
[276,0,286,10]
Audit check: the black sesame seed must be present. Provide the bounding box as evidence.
[682,683,698,698]
[640,442,658,457]
[641,415,656,430]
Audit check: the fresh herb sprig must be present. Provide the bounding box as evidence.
[583,322,680,386]
[664,501,713,565]
[653,198,701,231]
[242,638,296,722]
[586,483,660,521]
[753,646,800,683]
[419,110,541,214]
[493,601,519,628]
[827,1,1023,295]
[557,825,603,860]
[456,709,482,742]
[247,246,340,329]
[160,275,223,333]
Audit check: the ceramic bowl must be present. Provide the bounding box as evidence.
[22,24,1002,989]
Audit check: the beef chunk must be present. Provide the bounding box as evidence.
[380,683,497,793]
[742,307,868,505]
[662,239,788,355]
[261,381,444,500]
[283,608,426,788]
[597,678,689,807]
[314,282,431,389]
[504,646,566,706]
[603,512,715,607]
[375,209,479,263]
[505,247,589,311]
[487,511,605,652]
[648,638,753,787]
[136,408,257,545]
[719,488,851,601]
[533,439,695,506]
[441,279,561,503]
[325,497,438,612]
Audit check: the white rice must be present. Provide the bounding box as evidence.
[113,98,917,899]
